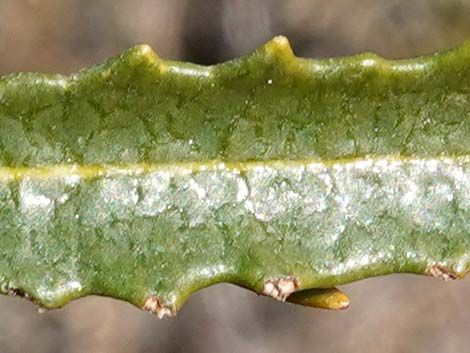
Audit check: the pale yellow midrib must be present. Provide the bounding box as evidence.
[0,155,467,181]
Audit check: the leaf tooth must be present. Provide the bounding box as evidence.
[111,44,168,76]
[261,35,294,63]
[143,295,176,319]
[132,44,160,65]
[261,275,301,301]
[121,44,160,65]
[426,263,464,281]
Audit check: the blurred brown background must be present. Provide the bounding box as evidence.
[1,1,470,352]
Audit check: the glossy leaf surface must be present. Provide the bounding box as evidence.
[0,37,469,316]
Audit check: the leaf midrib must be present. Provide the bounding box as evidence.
[0,155,467,181]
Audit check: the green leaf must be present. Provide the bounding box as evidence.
[0,36,470,317]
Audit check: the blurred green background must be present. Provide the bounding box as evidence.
[1,1,470,352]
